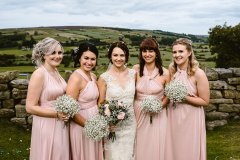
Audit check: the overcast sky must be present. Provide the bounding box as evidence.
[0,0,239,35]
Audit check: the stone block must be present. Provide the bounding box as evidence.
[204,104,217,112]
[212,68,233,79]
[210,99,233,104]
[236,91,240,99]
[12,88,27,99]
[229,68,240,76]
[210,90,222,99]
[0,91,10,99]
[206,111,229,121]
[10,117,27,125]
[222,90,236,99]
[27,115,33,125]
[206,68,218,81]
[0,84,8,91]
[209,81,231,90]
[2,99,14,109]
[15,104,29,118]
[218,104,240,112]
[206,120,227,130]
[0,71,19,83]
[237,85,240,91]
[227,77,240,85]
[10,79,28,89]
[0,108,15,118]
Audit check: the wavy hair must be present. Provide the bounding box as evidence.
[169,38,199,76]
[139,38,163,77]
[32,37,63,67]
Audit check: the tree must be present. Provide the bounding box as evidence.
[208,23,240,68]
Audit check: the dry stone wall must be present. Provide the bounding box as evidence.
[0,68,240,130]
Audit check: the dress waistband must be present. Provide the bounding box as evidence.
[79,100,98,110]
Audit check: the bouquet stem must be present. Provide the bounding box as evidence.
[150,115,153,124]
[108,132,116,142]
[173,99,177,109]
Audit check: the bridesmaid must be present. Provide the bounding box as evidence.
[133,38,170,160]
[165,38,210,160]
[66,42,103,160]
[26,37,70,160]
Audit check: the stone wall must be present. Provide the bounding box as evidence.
[0,71,31,128]
[205,68,240,130]
[0,68,240,130]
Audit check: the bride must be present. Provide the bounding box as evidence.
[98,41,136,160]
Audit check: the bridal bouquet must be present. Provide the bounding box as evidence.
[84,114,109,141]
[54,94,80,125]
[99,100,129,142]
[140,96,163,124]
[164,80,188,108]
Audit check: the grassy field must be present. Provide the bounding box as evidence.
[0,119,239,160]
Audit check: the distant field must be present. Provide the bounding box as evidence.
[0,26,216,74]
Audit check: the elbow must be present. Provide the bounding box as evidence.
[202,99,209,107]
[26,104,33,114]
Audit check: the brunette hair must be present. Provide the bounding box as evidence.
[139,38,163,77]
[108,41,129,63]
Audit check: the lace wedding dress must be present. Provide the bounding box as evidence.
[100,68,136,160]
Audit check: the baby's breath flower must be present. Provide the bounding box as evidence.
[164,80,188,108]
[84,115,109,141]
[54,94,80,118]
[140,96,162,124]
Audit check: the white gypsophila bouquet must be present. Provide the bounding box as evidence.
[164,80,188,108]
[140,96,163,124]
[54,94,80,119]
[84,114,109,141]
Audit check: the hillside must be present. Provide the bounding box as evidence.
[0,26,213,75]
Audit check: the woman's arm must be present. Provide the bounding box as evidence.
[26,69,63,119]
[66,72,86,127]
[97,76,107,105]
[185,69,210,107]
[162,67,171,108]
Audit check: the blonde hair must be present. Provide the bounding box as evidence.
[32,37,63,67]
[169,38,199,76]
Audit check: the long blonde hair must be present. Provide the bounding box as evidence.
[169,38,199,77]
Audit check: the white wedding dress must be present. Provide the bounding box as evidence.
[100,68,136,160]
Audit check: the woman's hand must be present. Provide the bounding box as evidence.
[57,112,69,122]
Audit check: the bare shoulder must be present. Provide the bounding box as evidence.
[162,67,170,76]
[30,68,44,81]
[68,70,82,84]
[91,72,97,81]
[98,72,107,82]
[194,68,207,79]
[132,64,140,72]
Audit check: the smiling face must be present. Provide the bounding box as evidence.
[172,44,191,69]
[79,50,97,72]
[43,44,63,67]
[142,49,156,64]
[111,47,126,68]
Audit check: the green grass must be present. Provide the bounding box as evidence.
[207,120,240,160]
[0,119,31,160]
[0,118,240,159]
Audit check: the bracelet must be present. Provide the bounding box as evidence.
[56,111,59,119]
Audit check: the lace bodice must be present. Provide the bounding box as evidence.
[101,69,136,107]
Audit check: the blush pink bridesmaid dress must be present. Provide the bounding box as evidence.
[70,69,103,160]
[165,68,206,160]
[30,66,70,160]
[134,66,167,160]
